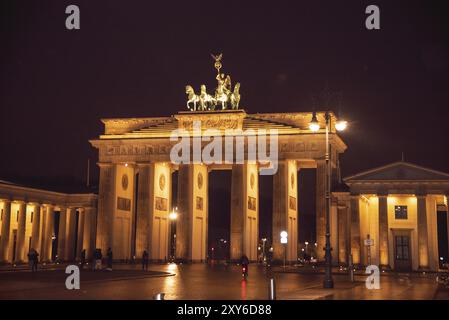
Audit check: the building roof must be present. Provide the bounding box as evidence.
[0,178,98,207]
[344,161,449,183]
[342,161,449,195]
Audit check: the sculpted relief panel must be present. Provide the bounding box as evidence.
[97,135,326,163]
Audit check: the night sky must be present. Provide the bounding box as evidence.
[1,1,448,244]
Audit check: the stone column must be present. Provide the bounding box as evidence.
[76,208,85,260]
[272,160,298,263]
[135,163,151,257]
[230,164,244,261]
[176,163,208,262]
[42,205,55,261]
[337,205,348,265]
[96,163,116,255]
[57,207,67,261]
[316,160,326,261]
[447,194,449,258]
[30,204,41,251]
[417,195,429,269]
[350,195,361,265]
[230,162,259,262]
[38,206,45,257]
[177,164,192,261]
[378,195,389,269]
[82,207,96,260]
[15,201,27,262]
[0,200,12,262]
[65,207,77,261]
[148,162,172,262]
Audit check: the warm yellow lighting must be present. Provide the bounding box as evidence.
[309,122,320,132]
[169,212,178,220]
[335,120,347,131]
[309,112,320,132]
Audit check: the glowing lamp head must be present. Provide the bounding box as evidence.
[335,120,347,132]
[280,231,288,238]
[169,212,178,220]
[309,112,320,132]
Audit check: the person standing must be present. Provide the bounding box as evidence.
[106,248,113,271]
[27,248,38,272]
[32,249,39,272]
[93,249,102,271]
[142,250,149,271]
[27,249,34,271]
[80,249,86,269]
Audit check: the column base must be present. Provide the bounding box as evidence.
[418,266,430,272]
[380,264,391,271]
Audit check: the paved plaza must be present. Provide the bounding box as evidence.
[0,263,447,300]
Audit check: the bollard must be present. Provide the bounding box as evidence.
[153,293,165,300]
[348,254,354,282]
[268,278,276,300]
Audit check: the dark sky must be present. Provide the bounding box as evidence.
[1,0,448,185]
[1,1,448,243]
[1,0,448,181]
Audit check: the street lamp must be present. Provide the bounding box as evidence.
[169,211,178,220]
[262,238,267,263]
[280,231,288,269]
[309,112,320,132]
[169,207,178,261]
[309,111,347,289]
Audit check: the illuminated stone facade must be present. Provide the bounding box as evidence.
[333,161,449,271]
[90,109,347,262]
[0,181,97,263]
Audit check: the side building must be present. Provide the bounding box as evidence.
[332,161,449,272]
[0,180,97,264]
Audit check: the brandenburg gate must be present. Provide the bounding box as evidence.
[90,55,347,263]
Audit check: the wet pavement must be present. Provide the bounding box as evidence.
[0,263,447,300]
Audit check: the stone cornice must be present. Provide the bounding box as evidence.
[0,182,97,208]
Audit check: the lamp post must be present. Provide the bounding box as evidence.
[280,231,288,269]
[169,207,178,261]
[309,111,347,289]
[262,238,267,263]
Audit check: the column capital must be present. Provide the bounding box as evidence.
[29,202,43,207]
[97,162,114,168]
[378,193,388,198]
[120,162,136,168]
[0,198,12,203]
[349,193,360,200]
[416,194,428,199]
[136,162,152,167]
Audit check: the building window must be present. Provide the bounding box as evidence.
[395,205,408,220]
[30,212,34,223]
[0,209,3,221]
[16,210,19,222]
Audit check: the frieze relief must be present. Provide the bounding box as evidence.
[178,118,241,131]
[97,135,332,163]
